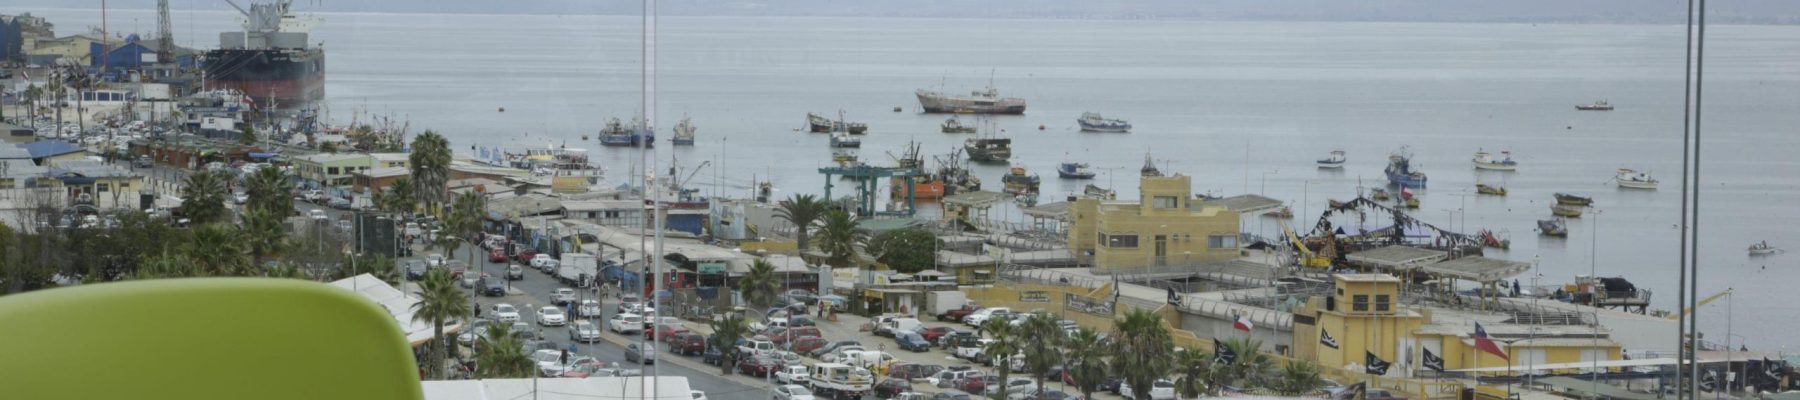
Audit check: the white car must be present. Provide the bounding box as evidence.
[569,320,602,342]
[530,254,555,269]
[775,365,809,384]
[551,288,578,305]
[576,300,603,318]
[308,209,328,221]
[610,313,644,333]
[963,307,1011,326]
[531,349,568,377]
[492,303,521,323]
[986,377,1036,397]
[537,306,567,326]
[1119,379,1177,400]
[458,319,492,345]
[773,384,815,400]
[425,253,445,268]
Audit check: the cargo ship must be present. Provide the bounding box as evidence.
[916,85,1026,114]
[202,0,324,108]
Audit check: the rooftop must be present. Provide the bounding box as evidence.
[1021,201,1071,220]
[1417,256,1532,283]
[356,167,409,179]
[1334,273,1401,283]
[561,199,644,212]
[943,190,1009,207]
[48,159,134,178]
[19,140,83,158]
[1345,245,1448,269]
[294,153,370,164]
[1194,194,1285,214]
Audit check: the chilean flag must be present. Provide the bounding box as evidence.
[1233,313,1253,332]
[1474,322,1509,361]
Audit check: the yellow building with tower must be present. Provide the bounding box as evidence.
[1067,172,1240,270]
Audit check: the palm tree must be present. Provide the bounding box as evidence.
[708,314,750,375]
[813,210,866,268]
[1171,346,1214,399]
[1020,313,1066,396]
[1212,337,1273,391]
[387,177,417,217]
[185,224,248,276]
[242,208,287,267]
[178,170,230,224]
[245,165,294,216]
[135,249,203,279]
[982,318,1023,399]
[447,191,485,273]
[475,322,533,378]
[411,268,472,380]
[1063,327,1111,400]
[775,194,826,250]
[1112,309,1175,400]
[409,131,452,214]
[738,259,780,312]
[1269,360,1325,396]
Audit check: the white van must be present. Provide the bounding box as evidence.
[882,318,924,337]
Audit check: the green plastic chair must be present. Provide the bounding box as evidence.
[0,278,424,400]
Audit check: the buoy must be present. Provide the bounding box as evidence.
[1038,124,1045,131]
[498,107,505,112]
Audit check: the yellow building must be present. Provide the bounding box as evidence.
[1291,274,1427,372]
[1067,173,1240,270]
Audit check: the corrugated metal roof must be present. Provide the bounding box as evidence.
[20,140,83,158]
[1346,245,1448,268]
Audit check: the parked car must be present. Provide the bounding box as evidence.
[768,327,822,345]
[928,367,983,388]
[873,379,912,399]
[512,245,538,264]
[481,277,506,297]
[529,254,555,269]
[811,340,861,358]
[488,248,509,263]
[575,299,602,318]
[895,331,933,352]
[308,209,328,221]
[919,326,954,343]
[404,260,429,280]
[670,333,707,356]
[491,303,520,323]
[624,342,656,364]
[609,313,644,334]
[506,265,525,280]
[514,323,543,341]
[457,319,491,345]
[956,376,998,396]
[702,345,724,365]
[985,378,1037,397]
[1118,379,1176,400]
[569,320,601,342]
[938,305,978,322]
[536,306,567,326]
[736,357,779,377]
[887,363,946,382]
[773,384,814,400]
[551,288,577,305]
[327,197,353,210]
[963,307,1012,326]
[618,295,643,313]
[646,324,689,342]
[775,364,809,384]
[786,336,829,355]
[781,289,816,305]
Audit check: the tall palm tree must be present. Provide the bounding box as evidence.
[708,314,750,375]
[813,210,866,268]
[387,177,417,217]
[1171,346,1214,399]
[1020,313,1066,396]
[775,194,825,250]
[242,208,287,267]
[475,322,533,378]
[982,318,1023,399]
[245,166,293,216]
[1063,327,1111,400]
[185,224,248,276]
[1269,360,1324,396]
[1112,309,1175,400]
[409,131,452,214]
[411,268,472,380]
[1212,337,1273,391]
[738,259,780,312]
[448,191,485,272]
[178,170,230,225]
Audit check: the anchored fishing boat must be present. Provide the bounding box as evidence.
[889,143,946,200]
[1399,188,1420,209]
[1385,147,1427,188]
[830,133,861,148]
[1477,183,1507,196]
[1554,193,1594,206]
[1538,219,1568,237]
[1576,100,1614,111]
[671,116,696,145]
[1479,229,1511,249]
[1552,204,1584,218]
[1370,187,1391,201]
[1615,169,1658,189]
[1471,150,1518,171]
[1058,162,1097,179]
[964,135,1012,163]
[1749,241,1780,256]
[1001,165,1041,196]
[941,117,976,134]
[1317,150,1347,169]
[807,111,867,134]
[934,148,982,196]
[598,117,653,147]
[1076,112,1131,133]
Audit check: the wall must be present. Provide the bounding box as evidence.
[964,282,1119,330]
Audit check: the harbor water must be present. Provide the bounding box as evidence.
[30,9,1800,350]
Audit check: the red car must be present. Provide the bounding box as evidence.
[670,333,707,356]
[512,245,537,264]
[958,375,998,395]
[787,336,829,354]
[736,357,778,377]
[488,248,508,263]
[919,326,955,343]
[645,324,689,342]
[767,327,821,345]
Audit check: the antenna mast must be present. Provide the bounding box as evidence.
[157,0,174,62]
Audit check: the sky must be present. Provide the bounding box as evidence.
[9,0,1800,24]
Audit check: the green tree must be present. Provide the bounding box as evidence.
[738,259,780,312]
[708,314,750,375]
[134,249,204,279]
[813,210,866,268]
[409,131,452,214]
[177,170,230,224]
[1112,309,1175,400]
[411,268,472,380]
[386,177,417,216]
[1019,313,1066,396]
[1063,327,1111,400]
[245,165,294,216]
[318,141,338,154]
[774,194,826,250]
[240,125,256,145]
[242,208,288,267]
[1172,347,1215,399]
[475,322,533,378]
[867,227,936,273]
[1212,337,1273,391]
[1269,360,1325,396]
[982,318,1023,399]
[448,191,485,271]
[185,224,248,276]
[344,253,400,285]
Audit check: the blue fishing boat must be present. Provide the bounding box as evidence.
[1058,162,1096,179]
[1385,147,1427,188]
[599,116,654,147]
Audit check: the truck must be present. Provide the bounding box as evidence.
[925,291,969,319]
[808,363,873,400]
[556,253,599,288]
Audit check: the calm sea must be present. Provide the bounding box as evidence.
[29,8,1800,351]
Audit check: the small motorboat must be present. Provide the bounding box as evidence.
[1399,188,1420,208]
[941,117,977,134]
[1615,168,1658,190]
[1002,165,1042,196]
[1058,162,1097,179]
[1749,241,1780,256]
[1317,150,1347,169]
[1472,150,1518,171]
[1370,187,1391,201]
[1477,183,1507,196]
[893,106,903,112]
[1329,199,1349,210]
[1576,100,1615,111]
[1552,204,1584,218]
[1554,193,1594,206]
[1538,219,1568,237]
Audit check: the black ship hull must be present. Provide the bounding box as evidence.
[203,48,325,107]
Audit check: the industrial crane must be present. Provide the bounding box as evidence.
[1664,288,1731,321]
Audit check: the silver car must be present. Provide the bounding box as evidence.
[569,320,602,343]
[625,343,657,364]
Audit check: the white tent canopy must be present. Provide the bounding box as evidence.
[328,274,458,346]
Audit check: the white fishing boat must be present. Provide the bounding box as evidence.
[1316,150,1346,169]
[1471,150,1518,171]
[1614,168,1658,190]
[1749,241,1780,256]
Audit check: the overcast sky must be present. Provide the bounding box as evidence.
[11,0,1800,24]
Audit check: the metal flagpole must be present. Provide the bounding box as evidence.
[1677,0,1697,396]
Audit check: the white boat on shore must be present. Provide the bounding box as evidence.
[1615,168,1658,190]
[1472,150,1518,171]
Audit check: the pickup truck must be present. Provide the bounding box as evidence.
[938,306,978,322]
